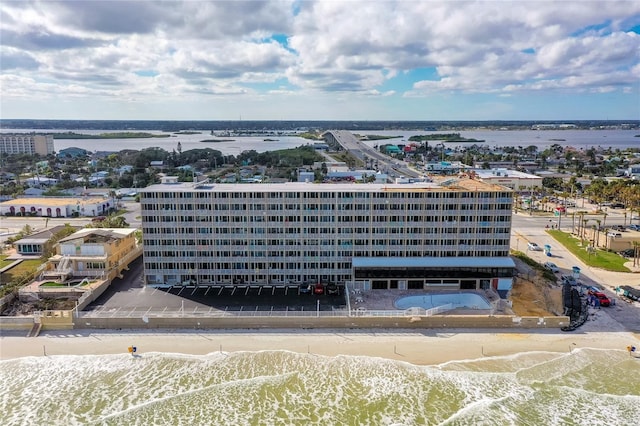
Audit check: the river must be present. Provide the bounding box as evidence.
[2,128,639,154]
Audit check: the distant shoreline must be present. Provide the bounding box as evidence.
[52,131,171,139]
[2,119,636,133]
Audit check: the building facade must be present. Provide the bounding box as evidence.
[0,197,112,218]
[473,168,543,191]
[13,226,79,256]
[0,134,54,155]
[140,177,515,291]
[41,228,141,282]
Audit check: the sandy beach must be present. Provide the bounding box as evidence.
[2,327,639,365]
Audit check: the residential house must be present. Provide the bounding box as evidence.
[40,228,141,282]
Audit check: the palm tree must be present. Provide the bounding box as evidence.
[582,218,589,243]
[540,195,549,212]
[574,211,587,236]
[595,219,602,247]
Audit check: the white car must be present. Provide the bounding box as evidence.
[527,242,541,251]
[543,262,559,273]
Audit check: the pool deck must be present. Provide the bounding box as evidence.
[350,289,509,315]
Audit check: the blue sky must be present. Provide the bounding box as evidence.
[1,0,639,121]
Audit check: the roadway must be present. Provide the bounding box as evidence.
[324,130,421,179]
[511,210,640,332]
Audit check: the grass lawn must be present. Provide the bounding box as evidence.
[0,254,14,269]
[0,259,44,284]
[40,280,93,287]
[547,230,630,272]
[40,281,70,287]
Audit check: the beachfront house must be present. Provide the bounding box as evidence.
[40,228,141,282]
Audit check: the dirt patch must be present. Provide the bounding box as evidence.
[510,276,562,316]
[510,257,563,316]
[1,298,76,316]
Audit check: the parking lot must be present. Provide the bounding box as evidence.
[156,285,347,312]
[85,259,348,314]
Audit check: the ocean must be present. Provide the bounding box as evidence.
[2,348,639,425]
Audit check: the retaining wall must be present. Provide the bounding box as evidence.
[1,311,571,332]
[0,315,34,331]
[38,310,74,330]
[77,314,570,330]
[76,280,112,311]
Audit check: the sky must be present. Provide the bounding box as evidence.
[1,0,639,121]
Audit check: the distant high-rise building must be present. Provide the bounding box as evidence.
[0,134,54,155]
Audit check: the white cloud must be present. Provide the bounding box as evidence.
[1,0,639,119]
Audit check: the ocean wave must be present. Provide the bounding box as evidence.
[2,350,639,426]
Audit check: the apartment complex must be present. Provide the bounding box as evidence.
[140,177,515,292]
[0,134,54,155]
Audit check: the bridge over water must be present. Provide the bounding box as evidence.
[323,130,422,179]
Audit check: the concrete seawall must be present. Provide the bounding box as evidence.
[1,309,570,332]
[75,314,569,330]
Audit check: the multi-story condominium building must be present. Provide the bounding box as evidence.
[140,177,515,292]
[0,134,54,155]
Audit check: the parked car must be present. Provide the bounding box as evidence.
[527,242,541,251]
[561,275,577,285]
[299,284,312,294]
[628,224,640,231]
[619,285,640,302]
[313,283,324,295]
[326,283,340,295]
[543,262,560,273]
[620,248,635,258]
[588,290,611,307]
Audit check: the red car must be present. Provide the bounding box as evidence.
[313,283,324,295]
[588,290,611,307]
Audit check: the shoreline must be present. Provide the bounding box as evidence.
[2,328,638,365]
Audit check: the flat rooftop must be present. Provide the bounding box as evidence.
[58,228,136,243]
[474,168,540,179]
[0,197,106,207]
[141,177,509,193]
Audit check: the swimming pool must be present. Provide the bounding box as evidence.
[394,292,492,310]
